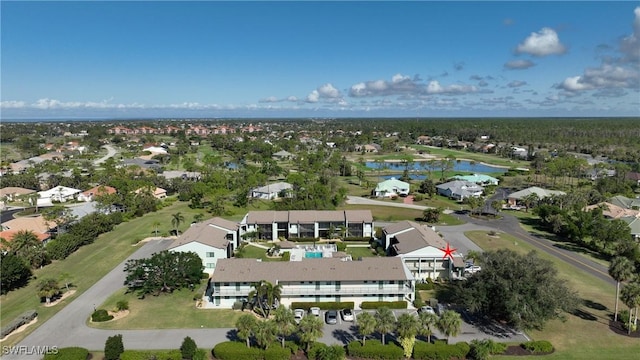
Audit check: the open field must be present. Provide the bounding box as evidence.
[0,200,224,347]
[465,230,640,359]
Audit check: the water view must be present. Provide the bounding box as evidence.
[366,160,507,174]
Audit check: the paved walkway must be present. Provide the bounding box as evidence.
[93,144,117,165]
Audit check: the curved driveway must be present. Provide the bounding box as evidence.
[93,144,117,165]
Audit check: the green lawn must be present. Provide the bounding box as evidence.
[0,200,227,347]
[346,246,377,259]
[409,145,530,169]
[465,230,640,359]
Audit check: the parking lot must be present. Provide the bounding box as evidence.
[314,307,529,346]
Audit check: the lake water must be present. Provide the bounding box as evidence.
[366,160,507,173]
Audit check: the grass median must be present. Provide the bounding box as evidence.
[466,230,640,359]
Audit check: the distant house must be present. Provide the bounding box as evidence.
[626,172,640,186]
[1,215,55,245]
[608,195,640,210]
[135,187,167,199]
[374,178,410,198]
[416,136,431,145]
[507,187,566,207]
[159,170,202,181]
[584,202,640,219]
[382,221,464,281]
[451,174,499,186]
[0,230,51,248]
[37,186,82,206]
[251,182,293,200]
[77,185,116,202]
[0,187,36,202]
[272,150,293,160]
[120,158,162,170]
[436,180,483,201]
[168,217,240,274]
[620,216,640,241]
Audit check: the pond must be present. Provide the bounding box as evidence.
[365,160,507,173]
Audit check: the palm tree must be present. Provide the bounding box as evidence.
[253,320,278,350]
[273,305,296,348]
[522,193,539,213]
[356,311,376,345]
[609,256,635,322]
[152,220,161,237]
[417,312,439,343]
[10,230,48,268]
[374,307,396,345]
[437,310,462,342]
[236,314,257,347]
[171,212,185,235]
[37,278,61,304]
[193,213,205,223]
[396,313,419,358]
[621,281,640,334]
[297,314,323,352]
[248,280,282,318]
[58,272,73,292]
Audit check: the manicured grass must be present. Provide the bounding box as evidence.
[0,200,224,347]
[236,243,282,262]
[339,204,423,222]
[346,246,377,259]
[465,230,640,359]
[90,286,244,330]
[409,145,530,169]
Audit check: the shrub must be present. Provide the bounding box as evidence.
[289,302,355,311]
[521,340,553,354]
[193,349,207,360]
[336,242,347,251]
[104,334,124,360]
[416,282,434,291]
[375,246,386,255]
[347,340,403,360]
[413,340,470,360]
[213,341,263,360]
[360,301,407,309]
[264,345,292,360]
[307,342,327,360]
[284,340,300,354]
[1,310,37,338]
[116,300,129,311]
[180,336,198,360]
[43,347,89,360]
[281,252,291,261]
[120,350,182,360]
[92,309,114,322]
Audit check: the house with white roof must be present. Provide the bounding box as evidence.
[251,182,293,200]
[37,186,82,206]
[205,257,415,308]
[436,180,483,201]
[382,221,464,281]
[374,177,410,198]
[452,174,499,186]
[507,187,566,207]
[168,217,240,274]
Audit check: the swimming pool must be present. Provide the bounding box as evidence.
[305,251,323,258]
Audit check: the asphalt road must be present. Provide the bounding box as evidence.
[93,144,117,165]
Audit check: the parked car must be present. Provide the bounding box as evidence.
[340,308,354,322]
[309,307,321,317]
[325,310,338,324]
[464,265,482,274]
[419,305,436,315]
[294,308,305,323]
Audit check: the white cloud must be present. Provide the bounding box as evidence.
[306,90,319,103]
[317,83,341,98]
[426,81,479,95]
[516,27,566,56]
[558,64,639,93]
[507,80,527,88]
[620,6,640,63]
[504,59,536,70]
[0,100,27,108]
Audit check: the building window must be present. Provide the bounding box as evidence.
[206,252,215,257]
[206,263,215,268]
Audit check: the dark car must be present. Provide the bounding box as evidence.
[325,310,338,325]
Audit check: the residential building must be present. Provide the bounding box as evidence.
[0,187,37,201]
[1,215,55,245]
[205,257,415,308]
[240,210,374,240]
[77,185,117,202]
[134,187,167,199]
[0,230,50,248]
[507,187,566,207]
[374,178,410,198]
[272,150,293,160]
[159,170,202,181]
[620,216,640,241]
[251,182,293,200]
[451,174,499,186]
[436,180,484,201]
[382,221,464,281]
[37,186,82,206]
[168,217,239,274]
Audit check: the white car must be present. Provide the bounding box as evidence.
[340,308,354,322]
[294,308,305,323]
[464,265,482,274]
[419,306,436,315]
[309,307,321,317]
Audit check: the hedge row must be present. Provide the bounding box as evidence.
[360,301,407,309]
[347,340,404,360]
[289,302,355,311]
[1,309,37,338]
[522,340,554,354]
[43,347,89,360]
[213,341,292,360]
[413,340,470,360]
[120,350,182,360]
[91,309,114,322]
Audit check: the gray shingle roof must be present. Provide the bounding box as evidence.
[210,257,411,283]
[245,210,373,224]
[202,217,239,231]
[385,221,447,254]
[168,223,229,250]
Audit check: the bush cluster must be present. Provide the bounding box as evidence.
[91,309,114,322]
[415,281,434,291]
[413,340,470,360]
[343,237,372,242]
[521,340,553,354]
[347,340,403,360]
[120,350,182,360]
[289,301,355,311]
[43,347,89,360]
[47,212,122,260]
[212,341,265,360]
[360,301,407,309]
[1,309,37,338]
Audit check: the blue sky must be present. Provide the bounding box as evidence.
[1,1,639,119]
